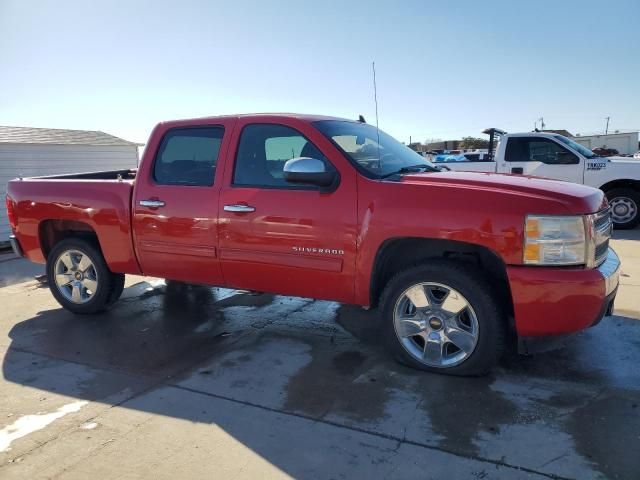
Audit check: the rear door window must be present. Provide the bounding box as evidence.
[154,127,224,186]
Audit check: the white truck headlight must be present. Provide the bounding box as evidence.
[524,215,586,265]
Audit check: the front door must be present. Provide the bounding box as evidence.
[132,122,233,284]
[498,136,584,183]
[218,119,358,303]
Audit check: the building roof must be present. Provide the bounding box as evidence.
[574,131,639,138]
[0,126,140,146]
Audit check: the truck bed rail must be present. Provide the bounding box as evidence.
[19,169,137,181]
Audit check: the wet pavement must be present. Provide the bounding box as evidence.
[0,234,639,479]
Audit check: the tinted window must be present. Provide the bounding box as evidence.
[233,124,332,188]
[154,127,224,186]
[505,138,578,165]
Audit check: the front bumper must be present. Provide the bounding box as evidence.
[9,235,24,258]
[507,248,620,337]
[597,248,620,298]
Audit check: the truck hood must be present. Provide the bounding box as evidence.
[606,156,640,165]
[589,156,640,177]
[399,171,605,214]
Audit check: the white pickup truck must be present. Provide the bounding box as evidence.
[435,129,640,228]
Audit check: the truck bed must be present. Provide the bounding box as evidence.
[6,172,141,274]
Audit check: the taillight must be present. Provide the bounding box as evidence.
[5,196,17,231]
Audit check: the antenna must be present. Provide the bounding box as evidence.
[372,61,381,164]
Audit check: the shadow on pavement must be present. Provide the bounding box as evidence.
[612,229,640,241]
[0,255,45,287]
[2,281,640,479]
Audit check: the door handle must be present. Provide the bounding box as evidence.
[139,199,166,208]
[511,167,524,174]
[224,204,256,213]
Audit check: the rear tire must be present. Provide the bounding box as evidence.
[606,188,640,229]
[106,273,126,308]
[46,238,122,314]
[380,260,506,376]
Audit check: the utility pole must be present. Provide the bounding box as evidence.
[538,117,545,130]
[605,116,610,135]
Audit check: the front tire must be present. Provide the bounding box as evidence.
[46,238,123,314]
[606,188,640,229]
[380,260,506,376]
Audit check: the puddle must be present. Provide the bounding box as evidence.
[565,392,640,479]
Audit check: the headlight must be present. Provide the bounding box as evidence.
[524,215,586,265]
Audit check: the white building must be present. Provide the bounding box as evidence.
[573,132,639,155]
[1,126,139,242]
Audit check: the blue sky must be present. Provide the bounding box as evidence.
[1,0,639,145]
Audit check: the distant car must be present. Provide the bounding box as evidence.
[434,153,491,162]
[462,153,492,162]
[434,154,467,162]
[634,151,640,159]
[592,147,619,157]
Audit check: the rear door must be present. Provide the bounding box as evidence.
[132,120,235,284]
[498,136,584,183]
[217,118,358,303]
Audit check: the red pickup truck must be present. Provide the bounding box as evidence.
[5,114,620,375]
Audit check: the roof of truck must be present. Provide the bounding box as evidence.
[159,113,357,125]
[505,131,567,138]
[0,126,140,146]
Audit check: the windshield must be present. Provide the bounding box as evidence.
[554,135,598,159]
[314,120,437,178]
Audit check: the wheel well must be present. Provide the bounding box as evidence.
[39,220,100,259]
[600,179,640,193]
[370,237,514,319]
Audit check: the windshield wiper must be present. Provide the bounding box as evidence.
[380,164,436,179]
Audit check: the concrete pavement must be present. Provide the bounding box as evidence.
[0,232,638,479]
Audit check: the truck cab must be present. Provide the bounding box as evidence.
[434,129,640,228]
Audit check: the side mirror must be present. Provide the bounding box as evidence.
[283,157,338,188]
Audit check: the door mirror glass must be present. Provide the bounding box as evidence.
[283,157,337,187]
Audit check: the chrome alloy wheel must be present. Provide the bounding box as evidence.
[393,282,479,368]
[54,249,99,304]
[609,196,637,224]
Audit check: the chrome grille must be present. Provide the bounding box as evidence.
[593,207,612,232]
[592,208,612,266]
[595,238,609,261]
